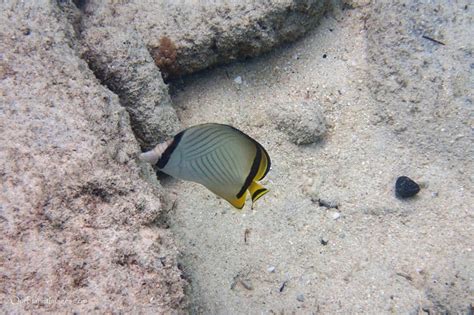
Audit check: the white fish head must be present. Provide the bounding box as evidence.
[139,139,173,165]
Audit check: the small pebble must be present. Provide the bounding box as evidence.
[320,237,329,245]
[296,294,305,302]
[21,27,31,35]
[234,76,242,84]
[239,279,253,290]
[395,176,420,198]
[267,266,276,273]
[318,199,339,209]
[332,212,341,220]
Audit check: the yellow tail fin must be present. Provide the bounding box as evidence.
[248,181,269,208]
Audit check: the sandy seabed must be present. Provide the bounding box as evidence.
[165,3,473,314]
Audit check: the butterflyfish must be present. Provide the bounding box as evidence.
[140,123,271,209]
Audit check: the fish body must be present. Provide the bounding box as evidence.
[141,123,271,209]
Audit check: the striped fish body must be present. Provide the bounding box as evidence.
[147,123,270,209]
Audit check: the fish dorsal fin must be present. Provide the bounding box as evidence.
[255,144,270,181]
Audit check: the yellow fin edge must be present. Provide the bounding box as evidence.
[227,191,247,209]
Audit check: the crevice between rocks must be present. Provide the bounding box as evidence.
[59,0,182,152]
[57,0,178,225]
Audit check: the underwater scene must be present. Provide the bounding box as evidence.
[1,1,472,314]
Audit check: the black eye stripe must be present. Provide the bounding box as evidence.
[157,131,184,169]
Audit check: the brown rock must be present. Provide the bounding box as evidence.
[81,1,330,79]
[0,2,186,313]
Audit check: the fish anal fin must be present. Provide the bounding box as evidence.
[248,181,269,207]
[228,191,247,209]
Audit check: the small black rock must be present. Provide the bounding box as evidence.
[395,176,420,198]
[320,237,329,246]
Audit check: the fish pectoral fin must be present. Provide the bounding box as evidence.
[227,191,247,210]
[248,181,269,206]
